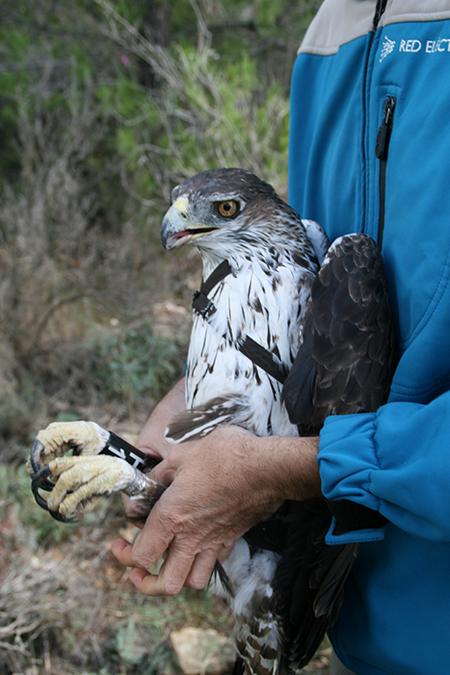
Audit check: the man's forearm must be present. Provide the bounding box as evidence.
[257,435,321,502]
[137,377,186,456]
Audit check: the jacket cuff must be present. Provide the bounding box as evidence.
[318,413,386,545]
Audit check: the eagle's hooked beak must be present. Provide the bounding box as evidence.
[161,197,217,250]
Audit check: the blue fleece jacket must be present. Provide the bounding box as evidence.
[288,2,450,673]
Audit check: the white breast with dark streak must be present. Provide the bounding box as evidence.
[186,256,313,438]
[184,252,313,667]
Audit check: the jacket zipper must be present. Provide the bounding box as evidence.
[373,0,389,29]
[361,0,389,236]
[375,95,396,249]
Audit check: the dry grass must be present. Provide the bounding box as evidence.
[0,464,234,675]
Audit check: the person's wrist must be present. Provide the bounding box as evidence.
[255,435,321,502]
[237,433,291,505]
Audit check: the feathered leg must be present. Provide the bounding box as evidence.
[167,400,286,675]
[210,539,282,675]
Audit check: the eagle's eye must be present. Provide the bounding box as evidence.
[215,200,240,218]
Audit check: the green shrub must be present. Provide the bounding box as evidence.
[91,322,184,409]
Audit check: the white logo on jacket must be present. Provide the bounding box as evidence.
[379,36,396,62]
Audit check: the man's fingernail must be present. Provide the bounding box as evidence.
[111,537,126,551]
[130,568,147,583]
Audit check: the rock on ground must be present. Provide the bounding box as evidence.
[170,626,236,674]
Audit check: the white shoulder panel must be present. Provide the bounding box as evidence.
[298,0,376,56]
[382,1,450,27]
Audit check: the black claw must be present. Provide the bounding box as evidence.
[30,464,75,524]
[49,509,76,524]
[31,439,44,474]
[31,465,53,492]
[30,439,54,490]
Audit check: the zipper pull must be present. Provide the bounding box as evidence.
[376,96,396,160]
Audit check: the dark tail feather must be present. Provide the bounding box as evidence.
[232,656,245,675]
[273,500,357,671]
[312,542,358,619]
[213,561,234,597]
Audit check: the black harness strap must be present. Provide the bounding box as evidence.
[201,259,233,295]
[192,260,288,385]
[239,335,288,384]
[192,259,232,321]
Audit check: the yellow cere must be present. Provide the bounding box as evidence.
[173,196,189,215]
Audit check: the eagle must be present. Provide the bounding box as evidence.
[30,168,394,674]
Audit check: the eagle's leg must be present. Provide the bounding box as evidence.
[43,455,163,519]
[211,539,282,675]
[30,421,164,520]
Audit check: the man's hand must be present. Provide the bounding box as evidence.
[111,424,321,596]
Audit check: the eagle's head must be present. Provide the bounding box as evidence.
[161,168,305,260]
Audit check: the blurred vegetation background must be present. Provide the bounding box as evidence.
[0,1,324,673]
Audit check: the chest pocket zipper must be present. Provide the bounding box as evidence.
[375,95,396,250]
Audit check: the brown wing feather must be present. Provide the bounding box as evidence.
[284,233,396,434]
[278,233,396,670]
[165,395,245,442]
